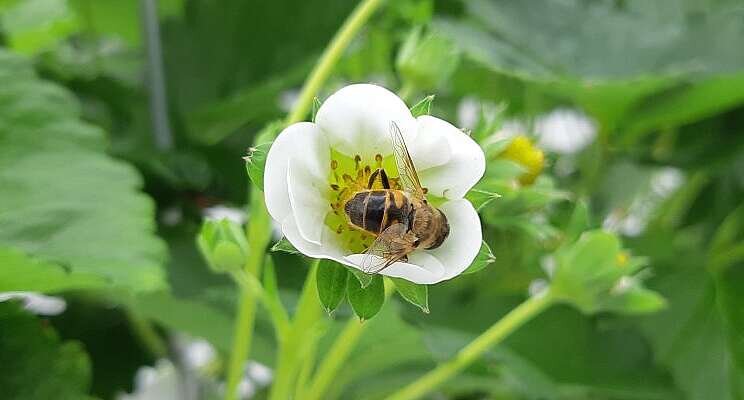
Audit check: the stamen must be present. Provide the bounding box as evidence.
[336,224,344,234]
[375,154,383,168]
[354,155,361,170]
[330,184,339,191]
[364,165,371,174]
[342,174,354,185]
[331,160,338,169]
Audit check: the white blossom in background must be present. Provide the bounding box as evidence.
[118,360,182,400]
[535,108,597,154]
[603,167,685,237]
[456,96,480,130]
[203,205,247,225]
[0,292,66,315]
[277,89,300,113]
[245,361,273,387]
[264,84,486,284]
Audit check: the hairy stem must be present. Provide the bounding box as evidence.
[268,262,323,400]
[285,0,386,125]
[386,291,555,400]
[304,315,366,400]
[224,193,272,400]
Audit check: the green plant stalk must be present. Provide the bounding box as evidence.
[268,262,323,400]
[224,192,272,400]
[304,314,366,400]
[285,0,386,125]
[305,282,394,400]
[386,291,555,400]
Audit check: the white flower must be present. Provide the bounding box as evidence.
[264,84,485,284]
[535,108,596,154]
[203,205,247,225]
[0,292,66,315]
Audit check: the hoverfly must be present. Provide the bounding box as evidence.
[343,121,450,274]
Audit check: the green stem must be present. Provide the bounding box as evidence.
[224,192,272,400]
[386,291,555,400]
[304,316,366,400]
[268,262,323,400]
[285,0,386,125]
[126,310,167,358]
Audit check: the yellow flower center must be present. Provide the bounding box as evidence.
[500,135,545,185]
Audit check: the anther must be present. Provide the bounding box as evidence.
[375,154,383,168]
[342,174,354,184]
[336,225,344,234]
[331,160,338,170]
[354,155,361,170]
[364,165,371,174]
[330,184,339,191]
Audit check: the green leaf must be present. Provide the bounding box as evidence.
[0,49,166,292]
[348,267,374,288]
[622,73,744,142]
[0,0,79,55]
[462,241,496,275]
[68,0,183,47]
[390,277,429,313]
[0,247,104,293]
[244,142,272,191]
[0,302,92,400]
[316,259,349,313]
[465,189,501,211]
[271,237,301,255]
[640,264,744,400]
[409,94,435,117]
[347,274,384,321]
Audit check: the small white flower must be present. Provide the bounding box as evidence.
[535,108,596,154]
[203,205,247,225]
[264,84,485,284]
[0,292,66,315]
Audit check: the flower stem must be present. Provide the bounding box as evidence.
[268,262,323,400]
[224,192,272,400]
[386,291,555,400]
[285,0,386,125]
[304,315,366,400]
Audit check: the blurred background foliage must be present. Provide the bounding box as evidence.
[0,0,743,399]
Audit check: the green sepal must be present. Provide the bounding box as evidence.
[316,259,349,314]
[347,274,384,321]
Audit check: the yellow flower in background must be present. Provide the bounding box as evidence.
[499,135,545,185]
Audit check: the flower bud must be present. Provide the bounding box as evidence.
[396,27,460,90]
[549,230,663,314]
[197,219,249,273]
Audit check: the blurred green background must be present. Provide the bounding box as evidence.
[1,0,743,399]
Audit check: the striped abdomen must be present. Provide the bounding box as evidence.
[344,190,410,235]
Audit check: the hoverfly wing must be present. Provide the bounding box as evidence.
[360,223,413,274]
[390,121,425,200]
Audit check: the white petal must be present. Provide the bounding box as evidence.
[344,252,446,284]
[285,130,330,244]
[315,84,416,159]
[406,121,452,172]
[281,216,348,264]
[264,122,325,223]
[416,115,485,199]
[426,199,482,280]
